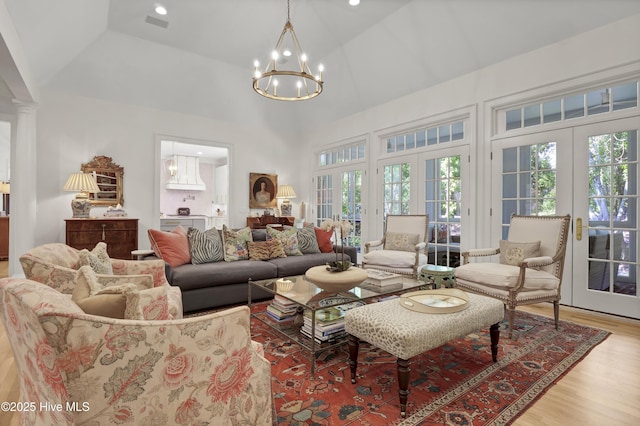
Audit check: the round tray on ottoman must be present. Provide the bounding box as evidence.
[305,265,368,293]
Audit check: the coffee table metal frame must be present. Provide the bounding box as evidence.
[248,273,429,377]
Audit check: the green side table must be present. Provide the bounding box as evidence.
[418,264,455,289]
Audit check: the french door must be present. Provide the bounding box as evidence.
[315,166,366,255]
[493,117,640,318]
[375,147,470,267]
[573,118,640,318]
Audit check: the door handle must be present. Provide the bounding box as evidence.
[576,217,587,241]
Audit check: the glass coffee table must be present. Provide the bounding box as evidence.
[248,272,428,377]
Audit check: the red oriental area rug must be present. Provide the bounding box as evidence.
[249,307,609,425]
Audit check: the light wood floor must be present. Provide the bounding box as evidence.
[0,261,638,425]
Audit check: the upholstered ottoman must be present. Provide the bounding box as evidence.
[344,293,504,417]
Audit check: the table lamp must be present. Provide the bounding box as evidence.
[64,172,101,218]
[0,182,9,215]
[276,184,296,216]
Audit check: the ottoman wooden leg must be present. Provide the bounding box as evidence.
[397,358,410,418]
[490,322,500,362]
[348,334,360,384]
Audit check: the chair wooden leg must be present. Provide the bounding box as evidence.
[490,322,500,362]
[506,307,516,339]
[553,300,560,330]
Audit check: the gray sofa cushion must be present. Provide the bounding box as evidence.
[169,260,277,291]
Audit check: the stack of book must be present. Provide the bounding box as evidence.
[360,269,404,291]
[300,307,347,344]
[265,295,298,324]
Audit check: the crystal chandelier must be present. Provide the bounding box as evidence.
[252,0,324,101]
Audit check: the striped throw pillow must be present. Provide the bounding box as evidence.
[187,227,224,264]
[286,223,320,254]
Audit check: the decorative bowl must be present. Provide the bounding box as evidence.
[276,278,295,293]
[305,265,368,293]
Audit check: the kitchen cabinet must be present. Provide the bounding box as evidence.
[214,165,229,204]
[160,217,206,232]
[212,216,228,230]
[65,218,138,259]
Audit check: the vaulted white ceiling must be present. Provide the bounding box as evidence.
[4,0,640,133]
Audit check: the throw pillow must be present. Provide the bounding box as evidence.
[148,225,191,268]
[72,265,140,319]
[385,232,420,252]
[72,266,170,320]
[78,242,113,274]
[247,240,287,261]
[266,225,303,256]
[187,227,224,264]
[286,223,320,254]
[314,226,334,253]
[499,240,541,266]
[222,225,253,261]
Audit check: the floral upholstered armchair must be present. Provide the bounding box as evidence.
[19,242,183,318]
[0,277,273,426]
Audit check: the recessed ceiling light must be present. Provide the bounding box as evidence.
[349,0,360,6]
[283,49,292,57]
[155,4,167,15]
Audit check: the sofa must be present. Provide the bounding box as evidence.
[149,225,358,313]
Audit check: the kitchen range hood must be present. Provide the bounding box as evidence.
[166,155,206,191]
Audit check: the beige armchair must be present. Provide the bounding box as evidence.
[454,214,571,338]
[20,242,183,318]
[0,277,273,426]
[362,214,429,277]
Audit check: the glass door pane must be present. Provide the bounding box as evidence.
[425,155,462,266]
[587,130,638,296]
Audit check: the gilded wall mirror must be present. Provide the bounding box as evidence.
[81,155,124,206]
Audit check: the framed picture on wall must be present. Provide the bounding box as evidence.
[250,173,277,208]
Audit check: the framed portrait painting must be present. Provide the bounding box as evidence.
[250,173,277,208]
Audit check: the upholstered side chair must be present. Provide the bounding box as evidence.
[19,242,183,318]
[454,214,571,338]
[362,214,429,277]
[0,277,273,426]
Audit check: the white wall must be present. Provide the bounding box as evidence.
[302,14,640,249]
[34,89,305,249]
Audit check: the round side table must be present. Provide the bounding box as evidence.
[418,264,455,289]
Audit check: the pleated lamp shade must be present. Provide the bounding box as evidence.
[64,172,100,218]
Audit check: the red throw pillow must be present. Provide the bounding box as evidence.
[148,225,191,268]
[314,227,334,253]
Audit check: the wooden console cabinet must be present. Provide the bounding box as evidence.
[0,216,8,260]
[246,216,294,229]
[65,218,138,259]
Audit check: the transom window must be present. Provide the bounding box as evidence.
[385,121,464,154]
[506,81,638,131]
[319,143,365,167]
